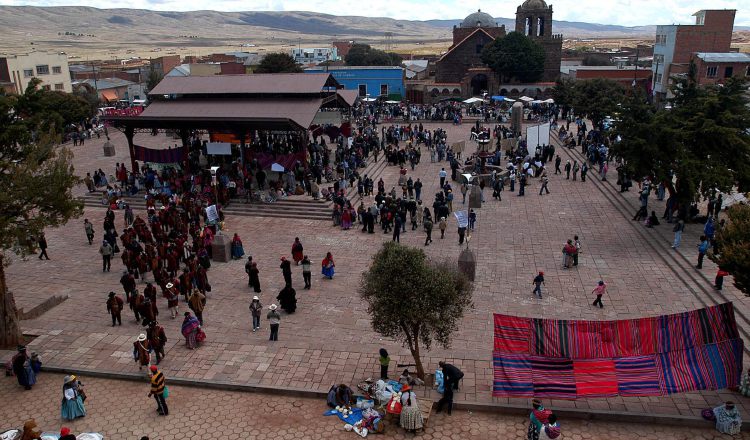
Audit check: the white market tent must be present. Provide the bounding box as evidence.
[543,98,555,104]
[362,97,377,102]
[463,97,485,104]
[519,96,534,102]
[503,97,516,102]
[385,100,400,104]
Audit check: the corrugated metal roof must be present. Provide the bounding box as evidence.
[73,77,135,90]
[149,73,335,96]
[140,98,324,129]
[336,90,359,106]
[695,52,750,63]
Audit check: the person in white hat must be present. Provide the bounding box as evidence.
[267,304,281,341]
[164,282,179,319]
[249,296,263,332]
[133,334,151,371]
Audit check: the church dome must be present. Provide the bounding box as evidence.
[460,9,496,28]
[520,0,548,9]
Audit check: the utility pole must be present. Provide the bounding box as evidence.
[633,46,639,88]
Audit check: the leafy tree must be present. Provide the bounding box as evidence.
[359,242,473,379]
[146,69,163,92]
[481,32,545,83]
[582,53,613,66]
[345,44,402,66]
[73,85,100,117]
[551,79,576,115]
[570,78,625,129]
[712,204,750,295]
[0,79,84,347]
[254,53,303,73]
[612,70,750,204]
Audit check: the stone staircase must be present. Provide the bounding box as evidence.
[79,156,391,221]
[80,192,332,221]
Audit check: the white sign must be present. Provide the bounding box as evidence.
[206,204,219,222]
[206,142,232,155]
[454,210,469,228]
[526,122,551,148]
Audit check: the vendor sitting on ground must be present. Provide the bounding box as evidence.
[703,401,742,435]
[399,369,425,386]
[326,383,353,408]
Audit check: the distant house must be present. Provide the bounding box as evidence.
[72,77,137,102]
[304,66,404,100]
[0,51,72,94]
[402,60,429,80]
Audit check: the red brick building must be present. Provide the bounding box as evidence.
[692,52,750,85]
[652,9,737,101]
[560,65,652,89]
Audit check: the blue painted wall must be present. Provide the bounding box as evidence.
[305,67,404,99]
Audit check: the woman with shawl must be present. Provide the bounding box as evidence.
[231,233,245,260]
[341,206,353,230]
[322,252,335,279]
[181,311,201,349]
[60,375,86,420]
[11,345,35,390]
[539,413,561,439]
[399,384,424,432]
[527,399,551,440]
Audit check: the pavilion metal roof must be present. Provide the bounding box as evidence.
[148,73,340,97]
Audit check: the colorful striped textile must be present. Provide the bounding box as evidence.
[493,303,743,398]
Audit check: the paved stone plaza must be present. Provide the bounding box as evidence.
[3,120,750,435]
[0,373,729,439]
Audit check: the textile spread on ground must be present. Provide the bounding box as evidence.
[492,303,744,398]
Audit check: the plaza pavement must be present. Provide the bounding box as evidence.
[0,372,730,439]
[5,120,750,426]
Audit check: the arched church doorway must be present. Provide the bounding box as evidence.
[470,74,488,96]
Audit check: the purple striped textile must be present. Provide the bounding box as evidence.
[493,303,743,398]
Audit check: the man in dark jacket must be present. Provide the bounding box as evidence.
[280,257,292,287]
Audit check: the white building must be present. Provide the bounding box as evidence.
[0,51,72,94]
[291,47,338,65]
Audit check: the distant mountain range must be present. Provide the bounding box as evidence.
[0,6,747,55]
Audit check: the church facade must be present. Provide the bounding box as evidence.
[429,1,562,99]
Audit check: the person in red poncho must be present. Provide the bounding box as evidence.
[291,237,304,265]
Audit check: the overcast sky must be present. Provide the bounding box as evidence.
[1,0,748,27]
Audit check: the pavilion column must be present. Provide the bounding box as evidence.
[179,129,190,172]
[239,131,246,166]
[125,127,137,173]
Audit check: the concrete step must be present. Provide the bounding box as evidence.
[80,193,332,221]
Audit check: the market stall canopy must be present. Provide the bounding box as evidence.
[519,96,534,102]
[464,97,485,104]
[489,96,505,102]
[385,100,401,104]
[543,98,555,104]
[362,97,377,102]
[271,163,285,172]
[503,97,516,102]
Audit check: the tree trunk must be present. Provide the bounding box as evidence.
[402,324,426,380]
[0,254,22,348]
[409,339,425,380]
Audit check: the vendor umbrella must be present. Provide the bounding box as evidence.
[271,163,285,172]
[463,97,485,104]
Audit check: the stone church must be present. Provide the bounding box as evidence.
[432,1,562,97]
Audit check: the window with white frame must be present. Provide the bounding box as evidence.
[54,83,64,90]
[52,66,62,74]
[706,66,718,78]
[23,69,33,77]
[36,65,49,75]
